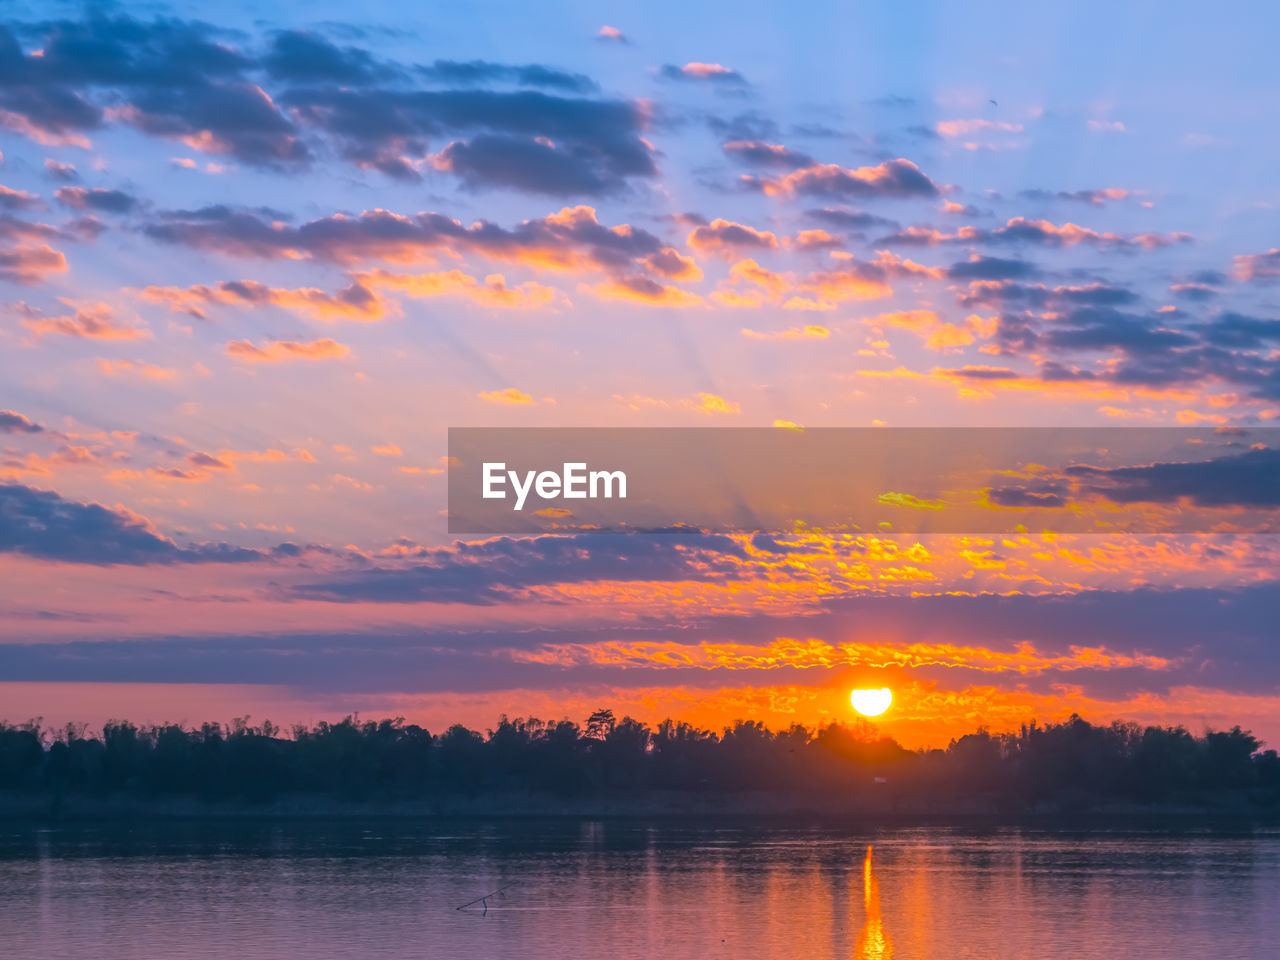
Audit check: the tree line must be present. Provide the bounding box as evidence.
[0,710,1276,809]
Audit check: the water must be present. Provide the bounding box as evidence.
[0,820,1275,959]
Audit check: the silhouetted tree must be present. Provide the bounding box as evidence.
[0,711,1275,811]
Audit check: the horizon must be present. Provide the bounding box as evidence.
[3,704,1272,755]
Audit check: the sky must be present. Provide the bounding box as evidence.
[1,1,1278,748]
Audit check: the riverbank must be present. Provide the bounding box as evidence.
[4,788,1278,823]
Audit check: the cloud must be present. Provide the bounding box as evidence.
[808,208,899,231]
[286,532,749,604]
[0,242,66,283]
[936,119,1023,137]
[865,309,996,351]
[42,159,77,182]
[116,84,308,168]
[934,118,1025,148]
[694,392,740,414]
[225,338,350,362]
[987,484,1068,509]
[741,324,829,340]
[1201,313,1280,349]
[138,278,386,321]
[1041,307,1196,353]
[641,248,701,281]
[591,276,702,306]
[1,15,645,194]
[0,16,306,167]
[0,410,43,434]
[1067,447,1280,509]
[1170,282,1218,302]
[262,30,392,85]
[746,159,939,199]
[282,86,655,193]
[1018,188,1132,206]
[187,451,233,471]
[479,387,535,406]
[798,250,940,304]
[596,26,628,44]
[0,482,264,565]
[429,131,647,196]
[1235,248,1280,283]
[0,185,43,211]
[418,60,597,94]
[947,255,1040,281]
[19,300,149,339]
[660,62,747,86]
[989,218,1188,250]
[955,280,1138,310]
[879,218,1189,251]
[714,250,941,310]
[358,269,556,308]
[721,140,814,170]
[96,358,177,380]
[3,584,1278,698]
[54,186,139,213]
[791,229,843,252]
[706,109,778,141]
[687,218,778,258]
[143,204,670,280]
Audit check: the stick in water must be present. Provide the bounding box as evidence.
[456,882,518,912]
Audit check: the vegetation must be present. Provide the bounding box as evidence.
[0,710,1277,811]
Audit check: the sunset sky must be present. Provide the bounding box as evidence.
[2,2,1279,748]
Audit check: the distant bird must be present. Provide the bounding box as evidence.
[989,99,998,106]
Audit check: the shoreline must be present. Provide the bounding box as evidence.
[4,789,1279,825]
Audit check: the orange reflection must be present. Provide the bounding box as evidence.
[856,844,893,959]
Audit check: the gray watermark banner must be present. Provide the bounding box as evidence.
[447,427,1280,534]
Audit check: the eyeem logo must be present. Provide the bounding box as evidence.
[482,462,627,511]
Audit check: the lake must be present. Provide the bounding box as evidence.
[0,820,1275,959]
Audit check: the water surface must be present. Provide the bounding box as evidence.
[0,820,1274,959]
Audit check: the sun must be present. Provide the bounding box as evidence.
[850,687,893,718]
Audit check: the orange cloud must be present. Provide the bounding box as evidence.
[857,365,1196,403]
[641,248,702,280]
[712,251,938,311]
[1234,248,1280,282]
[0,242,67,284]
[935,118,1025,138]
[741,324,830,340]
[687,219,778,259]
[695,392,740,414]
[798,262,893,303]
[672,62,739,80]
[21,300,149,340]
[225,338,350,362]
[0,109,92,147]
[506,636,1172,676]
[748,159,938,199]
[147,204,679,289]
[864,310,997,351]
[791,229,842,251]
[479,387,535,405]
[138,279,387,321]
[590,276,702,306]
[357,268,557,308]
[612,392,741,415]
[96,358,178,379]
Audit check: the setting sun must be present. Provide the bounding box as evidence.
[851,688,893,718]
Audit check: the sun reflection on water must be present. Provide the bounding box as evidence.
[855,844,893,960]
